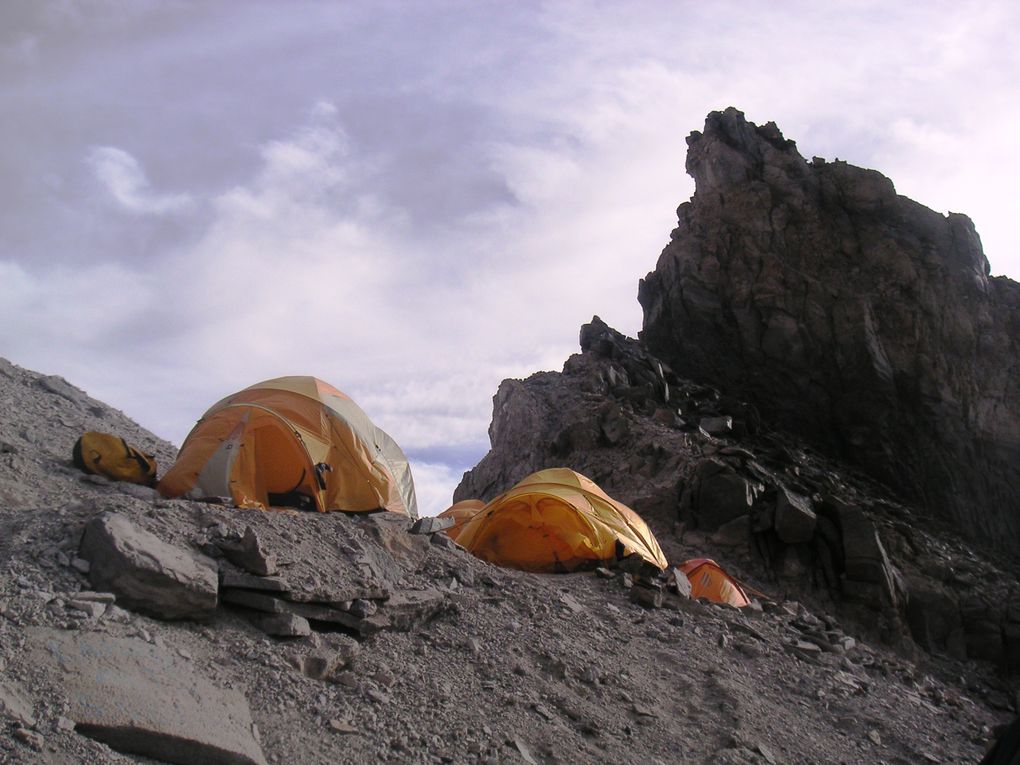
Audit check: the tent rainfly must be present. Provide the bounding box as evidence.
[158,376,417,517]
[679,558,750,607]
[451,468,668,573]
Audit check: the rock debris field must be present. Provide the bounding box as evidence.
[0,357,1016,764]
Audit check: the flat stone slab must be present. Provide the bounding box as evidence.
[30,628,267,765]
[79,512,218,620]
[220,570,291,593]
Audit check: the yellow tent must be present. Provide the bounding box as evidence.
[436,499,485,542]
[158,376,417,517]
[453,468,667,573]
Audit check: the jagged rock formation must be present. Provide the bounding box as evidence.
[638,107,1020,552]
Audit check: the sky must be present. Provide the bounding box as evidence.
[1,1,1018,516]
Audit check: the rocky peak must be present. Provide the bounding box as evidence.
[639,107,1020,553]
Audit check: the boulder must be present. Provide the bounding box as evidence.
[774,488,817,544]
[29,628,266,765]
[685,458,757,531]
[79,512,218,620]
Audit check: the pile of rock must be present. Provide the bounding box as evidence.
[457,312,1020,666]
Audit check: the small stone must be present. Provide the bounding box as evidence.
[867,729,882,746]
[55,716,76,733]
[14,727,45,751]
[71,557,91,574]
[410,517,454,534]
[594,567,613,579]
[328,719,358,735]
[0,681,37,727]
[248,612,311,638]
[632,702,659,718]
[699,416,733,437]
[71,591,116,603]
[558,593,584,613]
[217,526,277,577]
[68,600,106,619]
[618,572,634,589]
[350,599,378,618]
[630,585,663,609]
[513,737,539,765]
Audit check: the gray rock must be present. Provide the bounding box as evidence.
[383,589,448,631]
[220,570,290,593]
[630,585,664,609]
[79,512,218,620]
[216,526,277,577]
[0,680,36,727]
[246,612,311,638]
[774,488,817,543]
[29,627,267,765]
[699,415,733,437]
[221,589,389,636]
[410,516,454,534]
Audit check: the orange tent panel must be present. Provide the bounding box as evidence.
[679,558,750,608]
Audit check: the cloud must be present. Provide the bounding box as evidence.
[408,461,465,517]
[3,0,1020,515]
[87,146,192,214]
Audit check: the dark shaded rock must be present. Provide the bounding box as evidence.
[79,512,218,620]
[699,416,733,438]
[774,488,817,544]
[639,106,1020,553]
[684,458,757,531]
[246,612,311,638]
[29,628,266,765]
[905,576,962,655]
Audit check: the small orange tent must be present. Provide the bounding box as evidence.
[679,558,750,607]
[436,499,484,542]
[158,376,417,517]
[453,468,668,573]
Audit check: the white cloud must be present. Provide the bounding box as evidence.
[3,1,1020,513]
[87,146,192,214]
[408,461,464,517]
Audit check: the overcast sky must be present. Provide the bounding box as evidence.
[2,1,1017,515]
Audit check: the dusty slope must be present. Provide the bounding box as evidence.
[0,357,1014,764]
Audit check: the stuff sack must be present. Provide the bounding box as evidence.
[72,431,157,486]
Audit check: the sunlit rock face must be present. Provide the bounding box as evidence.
[639,107,1020,552]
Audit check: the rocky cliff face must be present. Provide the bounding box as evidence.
[638,107,1020,552]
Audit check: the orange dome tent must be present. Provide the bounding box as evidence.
[158,376,417,517]
[437,499,484,542]
[679,558,750,607]
[453,468,668,573]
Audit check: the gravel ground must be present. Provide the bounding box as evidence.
[0,356,1012,764]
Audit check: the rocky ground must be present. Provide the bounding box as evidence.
[0,356,1015,764]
